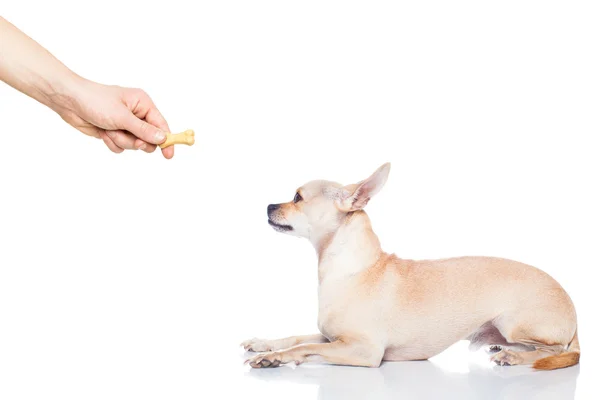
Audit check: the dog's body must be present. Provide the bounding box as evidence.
[243,164,579,370]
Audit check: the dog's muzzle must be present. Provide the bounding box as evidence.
[267,204,293,231]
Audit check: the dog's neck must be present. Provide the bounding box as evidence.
[313,210,383,283]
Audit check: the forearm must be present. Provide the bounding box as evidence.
[0,16,83,111]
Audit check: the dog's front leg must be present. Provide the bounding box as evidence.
[246,340,384,368]
[241,334,328,352]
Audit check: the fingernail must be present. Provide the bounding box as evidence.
[137,143,146,151]
[154,131,166,142]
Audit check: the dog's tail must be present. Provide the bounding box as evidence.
[533,329,580,370]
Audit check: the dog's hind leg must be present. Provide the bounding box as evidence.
[490,330,580,369]
[489,311,579,369]
[490,344,564,366]
[468,321,532,354]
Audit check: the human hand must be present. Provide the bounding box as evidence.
[0,17,174,158]
[53,79,174,158]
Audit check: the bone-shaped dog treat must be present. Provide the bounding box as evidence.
[159,129,195,149]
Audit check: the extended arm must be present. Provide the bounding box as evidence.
[0,17,174,157]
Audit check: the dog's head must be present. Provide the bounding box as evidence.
[267,163,391,240]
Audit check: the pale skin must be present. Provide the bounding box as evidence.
[0,16,174,158]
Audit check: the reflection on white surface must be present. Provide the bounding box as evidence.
[246,353,580,400]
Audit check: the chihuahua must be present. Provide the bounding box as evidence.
[242,163,579,370]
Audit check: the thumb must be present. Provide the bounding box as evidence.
[122,113,167,145]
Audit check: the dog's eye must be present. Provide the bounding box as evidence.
[293,192,303,203]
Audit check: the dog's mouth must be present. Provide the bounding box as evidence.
[268,219,293,232]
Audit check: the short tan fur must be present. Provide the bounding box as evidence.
[243,163,579,370]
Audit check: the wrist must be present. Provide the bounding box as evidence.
[34,69,87,114]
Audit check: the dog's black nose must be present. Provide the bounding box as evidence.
[267,204,279,215]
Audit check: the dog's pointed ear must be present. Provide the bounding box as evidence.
[337,163,391,212]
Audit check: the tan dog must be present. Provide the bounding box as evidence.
[242,163,579,370]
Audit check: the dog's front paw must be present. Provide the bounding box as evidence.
[245,352,284,368]
[490,349,524,366]
[240,338,274,352]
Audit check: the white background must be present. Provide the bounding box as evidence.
[1,1,598,399]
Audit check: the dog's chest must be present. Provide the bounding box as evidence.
[317,278,367,340]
